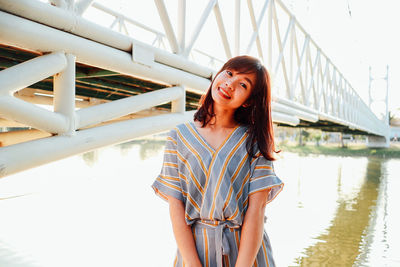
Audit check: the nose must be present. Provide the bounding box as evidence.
[225,78,235,91]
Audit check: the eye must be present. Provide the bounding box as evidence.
[226,70,232,76]
[240,83,247,89]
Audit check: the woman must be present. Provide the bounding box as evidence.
[152,55,284,267]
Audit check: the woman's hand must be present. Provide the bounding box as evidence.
[168,196,202,267]
[235,189,271,267]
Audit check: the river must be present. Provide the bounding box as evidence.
[0,137,399,266]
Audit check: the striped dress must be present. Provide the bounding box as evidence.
[152,122,283,267]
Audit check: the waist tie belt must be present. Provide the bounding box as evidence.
[193,220,239,267]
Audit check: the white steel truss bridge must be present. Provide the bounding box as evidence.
[0,0,390,178]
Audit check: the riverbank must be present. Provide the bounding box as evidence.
[278,141,400,158]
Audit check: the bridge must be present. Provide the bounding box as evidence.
[0,0,390,178]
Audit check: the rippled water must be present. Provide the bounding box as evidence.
[0,138,399,266]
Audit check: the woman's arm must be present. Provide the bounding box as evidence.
[168,196,202,267]
[235,189,271,267]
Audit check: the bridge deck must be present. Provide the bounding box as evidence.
[0,44,201,111]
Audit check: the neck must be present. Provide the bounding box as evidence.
[209,104,237,128]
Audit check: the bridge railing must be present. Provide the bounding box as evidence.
[81,0,387,136]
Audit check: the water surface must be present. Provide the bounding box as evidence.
[0,138,399,266]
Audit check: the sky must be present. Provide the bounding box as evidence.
[281,0,400,118]
[82,0,400,119]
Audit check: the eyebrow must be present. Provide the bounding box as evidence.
[244,77,253,87]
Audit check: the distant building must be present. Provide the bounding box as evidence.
[390,127,400,141]
[390,118,400,141]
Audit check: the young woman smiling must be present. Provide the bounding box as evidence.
[152,55,284,267]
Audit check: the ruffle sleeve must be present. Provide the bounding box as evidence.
[151,128,184,202]
[249,153,284,204]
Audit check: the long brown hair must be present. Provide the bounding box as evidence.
[194,55,280,161]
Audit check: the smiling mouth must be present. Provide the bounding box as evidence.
[218,87,231,99]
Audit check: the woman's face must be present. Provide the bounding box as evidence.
[211,69,257,110]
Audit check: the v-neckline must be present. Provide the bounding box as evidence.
[189,121,241,154]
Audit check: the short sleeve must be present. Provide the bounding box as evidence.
[151,129,183,202]
[249,154,284,204]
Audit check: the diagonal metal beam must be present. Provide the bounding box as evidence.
[246,0,269,59]
[234,0,241,56]
[0,52,66,95]
[271,0,290,99]
[154,0,180,53]
[183,0,217,57]
[213,3,232,59]
[0,95,68,133]
[74,0,94,15]
[177,0,186,51]
[76,86,185,129]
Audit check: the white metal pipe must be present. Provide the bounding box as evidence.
[271,0,364,113]
[54,53,76,135]
[121,20,129,35]
[177,0,186,51]
[149,40,213,78]
[213,3,232,59]
[246,0,269,59]
[214,2,232,59]
[268,0,273,69]
[154,0,180,53]
[274,95,318,116]
[0,0,132,50]
[171,86,186,114]
[271,1,290,94]
[15,93,91,108]
[49,0,67,9]
[0,0,213,79]
[289,19,294,99]
[0,112,195,178]
[234,0,241,56]
[74,0,94,15]
[274,18,294,74]
[91,3,213,77]
[308,50,320,108]
[0,0,387,138]
[0,96,68,133]
[272,102,318,122]
[76,86,185,129]
[271,111,299,126]
[0,52,67,96]
[184,0,217,57]
[92,2,162,35]
[292,36,310,95]
[385,65,389,125]
[0,11,211,93]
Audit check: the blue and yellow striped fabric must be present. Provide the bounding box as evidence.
[152,122,283,267]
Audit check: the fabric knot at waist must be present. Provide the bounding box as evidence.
[193,220,239,267]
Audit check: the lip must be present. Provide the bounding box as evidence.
[218,87,231,99]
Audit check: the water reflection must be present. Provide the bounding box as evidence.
[0,139,399,267]
[116,139,165,160]
[82,150,99,166]
[296,158,382,266]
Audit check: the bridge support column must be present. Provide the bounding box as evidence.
[366,135,390,148]
[171,86,186,114]
[54,53,76,136]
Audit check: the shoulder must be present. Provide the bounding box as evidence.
[175,122,191,131]
[167,122,192,141]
